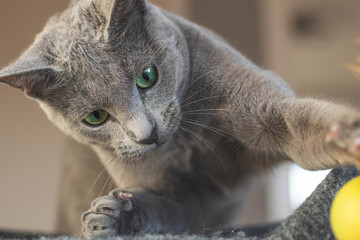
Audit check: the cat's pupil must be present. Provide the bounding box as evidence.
[93,111,100,119]
[142,73,150,81]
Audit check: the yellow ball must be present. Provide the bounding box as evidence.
[330,176,360,240]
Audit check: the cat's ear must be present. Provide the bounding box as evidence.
[94,0,146,38]
[69,0,81,7]
[0,48,61,99]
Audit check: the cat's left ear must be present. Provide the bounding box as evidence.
[0,48,61,99]
[95,0,146,38]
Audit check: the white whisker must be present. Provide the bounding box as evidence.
[180,126,227,172]
[182,108,229,114]
[168,70,217,107]
[86,153,116,202]
[181,95,225,108]
[181,118,242,144]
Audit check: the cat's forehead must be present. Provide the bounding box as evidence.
[37,6,109,68]
[37,2,150,75]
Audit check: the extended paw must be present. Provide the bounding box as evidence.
[81,190,141,239]
[325,120,360,169]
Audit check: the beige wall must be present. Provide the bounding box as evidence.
[0,0,359,234]
[261,0,360,104]
[0,1,69,232]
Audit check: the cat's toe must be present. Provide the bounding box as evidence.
[81,211,119,238]
[81,191,140,238]
[91,195,123,217]
[325,121,360,167]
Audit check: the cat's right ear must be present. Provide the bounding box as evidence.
[94,0,146,39]
[0,48,62,99]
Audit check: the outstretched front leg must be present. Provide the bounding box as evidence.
[81,189,198,238]
[277,98,360,169]
[222,69,360,170]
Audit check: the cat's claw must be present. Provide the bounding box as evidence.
[325,121,360,169]
[81,190,141,238]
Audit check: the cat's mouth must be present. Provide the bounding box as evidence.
[115,141,160,159]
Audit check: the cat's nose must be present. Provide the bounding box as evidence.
[137,127,158,145]
[126,114,158,145]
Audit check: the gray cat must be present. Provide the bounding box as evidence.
[1,0,360,238]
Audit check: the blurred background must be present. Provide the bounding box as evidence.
[0,0,360,234]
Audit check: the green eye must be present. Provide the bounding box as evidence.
[136,66,157,89]
[83,109,109,126]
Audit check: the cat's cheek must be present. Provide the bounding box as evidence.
[38,101,78,138]
[38,101,112,145]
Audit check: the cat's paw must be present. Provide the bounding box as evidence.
[81,190,141,239]
[325,120,360,169]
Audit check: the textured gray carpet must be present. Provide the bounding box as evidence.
[1,167,357,240]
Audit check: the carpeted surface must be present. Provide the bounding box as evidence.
[0,223,279,240]
[1,167,357,240]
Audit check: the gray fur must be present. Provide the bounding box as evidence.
[1,0,360,238]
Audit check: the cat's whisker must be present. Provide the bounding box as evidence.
[86,153,116,202]
[181,118,242,144]
[185,70,217,93]
[106,180,115,194]
[99,174,113,197]
[119,157,131,185]
[86,167,107,200]
[180,126,227,172]
[181,95,226,108]
[180,118,254,158]
[168,70,217,108]
[98,152,120,197]
[182,108,230,114]
[179,127,206,152]
[183,112,224,117]
[107,154,122,194]
[175,131,188,143]
[178,88,205,106]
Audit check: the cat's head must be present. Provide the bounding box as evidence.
[0,0,189,158]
